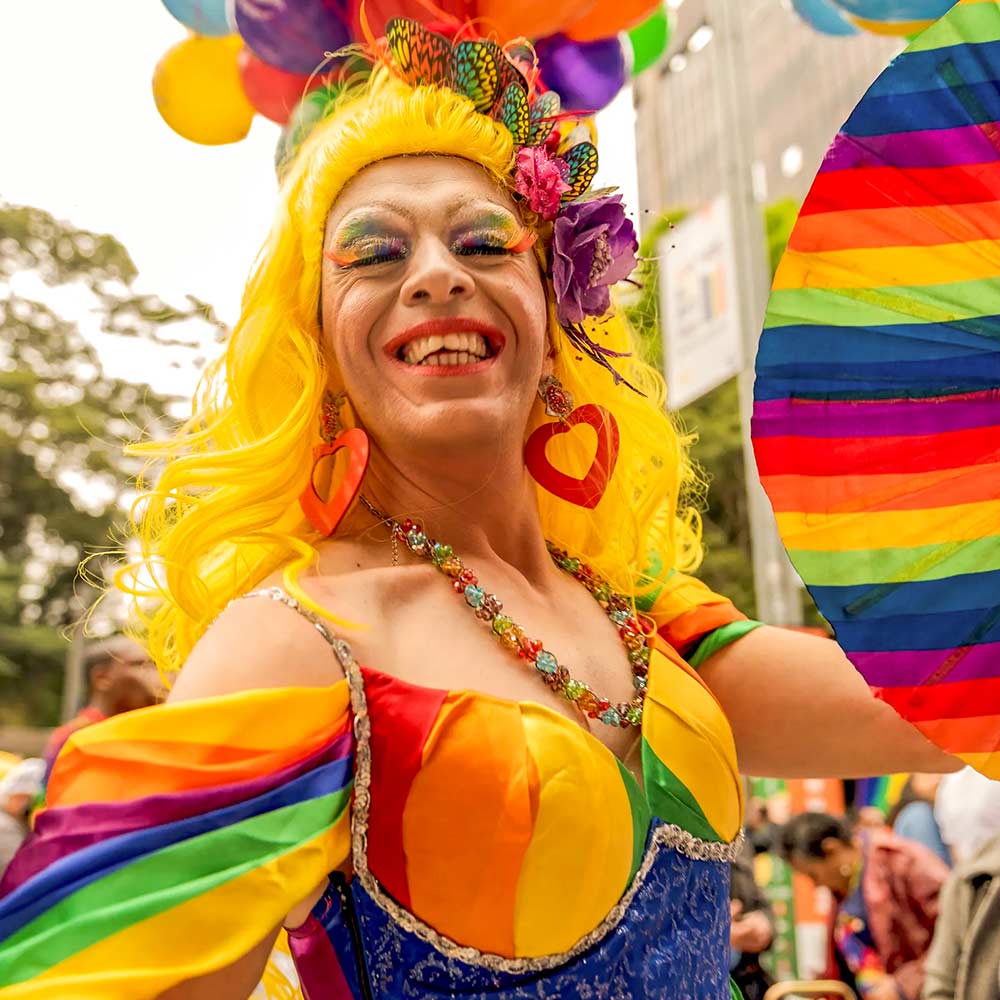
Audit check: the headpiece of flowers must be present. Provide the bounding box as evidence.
[332,16,641,392]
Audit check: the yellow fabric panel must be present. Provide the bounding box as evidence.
[773,239,1000,291]
[3,818,349,999]
[643,648,743,842]
[512,704,634,957]
[776,499,1000,552]
[957,751,1000,780]
[66,682,351,753]
[401,693,537,957]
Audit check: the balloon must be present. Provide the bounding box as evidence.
[153,35,256,145]
[238,48,322,124]
[846,13,936,35]
[626,6,671,76]
[479,0,592,46]
[161,0,231,36]
[346,0,475,41]
[829,0,952,18]
[233,0,351,76]
[791,0,859,35]
[562,0,660,43]
[535,34,627,113]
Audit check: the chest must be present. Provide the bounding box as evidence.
[327,567,644,766]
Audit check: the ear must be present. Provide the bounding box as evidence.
[820,836,842,859]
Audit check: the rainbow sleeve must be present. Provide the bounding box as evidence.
[0,683,354,998]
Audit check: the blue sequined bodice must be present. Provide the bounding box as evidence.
[289,820,734,999]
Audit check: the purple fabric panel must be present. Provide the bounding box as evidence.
[850,643,1000,688]
[821,125,1000,172]
[752,394,1000,438]
[1,728,352,893]
[288,911,357,1000]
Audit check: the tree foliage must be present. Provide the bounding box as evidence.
[0,204,225,724]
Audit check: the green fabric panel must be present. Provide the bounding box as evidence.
[641,735,721,843]
[687,620,764,670]
[908,4,1000,52]
[788,535,1000,588]
[615,756,652,883]
[764,276,1000,330]
[0,787,351,987]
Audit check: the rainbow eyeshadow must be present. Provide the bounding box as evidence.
[450,210,537,256]
[325,215,410,267]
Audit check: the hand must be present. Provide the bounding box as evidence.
[864,979,901,1000]
[729,910,773,954]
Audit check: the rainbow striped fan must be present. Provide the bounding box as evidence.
[753,0,1000,779]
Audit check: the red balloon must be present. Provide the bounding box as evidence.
[237,48,322,125]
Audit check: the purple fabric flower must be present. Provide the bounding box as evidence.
[551,194,638,325]
[514,146,571,221]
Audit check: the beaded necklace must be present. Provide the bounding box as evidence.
[359,495,650,728]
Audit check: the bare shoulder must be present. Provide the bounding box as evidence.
[167,539,385,705]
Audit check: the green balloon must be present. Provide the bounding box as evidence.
[627,6,671,77]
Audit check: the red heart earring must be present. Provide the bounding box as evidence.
[299,391,370,536]
[524,376,620,509]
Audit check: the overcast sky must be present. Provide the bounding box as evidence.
[2,2,639,396]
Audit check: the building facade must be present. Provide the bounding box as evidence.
[633,0,903,221]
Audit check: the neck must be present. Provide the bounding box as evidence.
[339,438,556,584]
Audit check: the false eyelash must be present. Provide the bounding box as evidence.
[452,227,538,255]
[325,237,409,267]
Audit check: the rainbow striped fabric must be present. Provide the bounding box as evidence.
[754,0,1000,779]
[0,685,355,997]
[0,573,750,996]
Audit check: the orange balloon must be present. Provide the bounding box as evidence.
[478,0,594,43]
[563,0,661,43]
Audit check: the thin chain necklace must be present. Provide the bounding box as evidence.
[359,495,650,728]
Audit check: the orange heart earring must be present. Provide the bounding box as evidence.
[299,390,370,536]
[524,375,620,509]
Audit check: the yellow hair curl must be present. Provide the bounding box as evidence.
[115,67,704,681]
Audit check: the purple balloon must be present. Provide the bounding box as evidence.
[534,34,627,113]
[234,0,351,76]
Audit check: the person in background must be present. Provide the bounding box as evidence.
[889,775,951,867]
[923,829,1000,1000]
[43,636,162,772]
[934,765,1000,865]
[0,758,45,873]
[780,812,949,1000]
[730,852,776,1000]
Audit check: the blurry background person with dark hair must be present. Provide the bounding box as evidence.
[729,853,776,1000]
[0,758,45,873]
[780,811,949,1000]
[43,637,162,773]
[887,775,951,868]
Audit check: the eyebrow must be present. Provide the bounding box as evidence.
[336,194,515,229]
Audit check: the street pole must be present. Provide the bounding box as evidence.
[706,0,804,625]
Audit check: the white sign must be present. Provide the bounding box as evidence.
[659,195,743,410]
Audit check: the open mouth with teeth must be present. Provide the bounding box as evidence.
[399,332,496,367]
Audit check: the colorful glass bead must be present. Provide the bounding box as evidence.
[464,584,485,609]
[407,528,428,552]
[535,650,558,675]
[609,607,630,626]
[519,637,543,661]
[500,625,524,652]
[620,629,645,652]
[593,583,611,603]
[625,703,643,726]
[431,542,453,565]
[561,557,580,573]
[577,689,599,715]
[633,675,648,692]
[600,707,622,726]
[440,555,463,577]
[564,679,586,701]
[476,594,502,621]
[632,661,649,679]
[492,614,514,636]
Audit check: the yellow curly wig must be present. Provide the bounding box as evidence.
[114,66,704,679]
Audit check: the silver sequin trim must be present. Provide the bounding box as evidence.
[233,585,744,972]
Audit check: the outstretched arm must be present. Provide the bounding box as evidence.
[697,625,961,778]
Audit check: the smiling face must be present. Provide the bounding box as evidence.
[320,155,549,459]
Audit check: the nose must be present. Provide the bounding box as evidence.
[400,237,475,306]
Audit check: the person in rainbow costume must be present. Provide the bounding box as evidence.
[0,18,960,1000]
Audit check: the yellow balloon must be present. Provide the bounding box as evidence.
[847,14,935,36]
[153,34,255,145]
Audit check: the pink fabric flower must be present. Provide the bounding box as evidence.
[514,146,570,221]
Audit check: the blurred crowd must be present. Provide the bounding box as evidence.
[0,641,997,1000]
